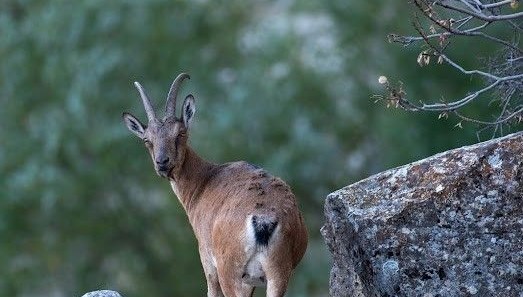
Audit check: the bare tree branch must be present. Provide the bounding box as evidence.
[481,0,513,9]
[415,1,522,53]
[436,1,523,21]
[376,0,522,138]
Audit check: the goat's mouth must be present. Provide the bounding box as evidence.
[156,165,172,178]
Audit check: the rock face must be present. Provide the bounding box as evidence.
[81,290,122,297]
[321,132,523,297]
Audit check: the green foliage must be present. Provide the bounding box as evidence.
[0,0,499,296]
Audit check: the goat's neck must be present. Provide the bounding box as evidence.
[168,147,215,212]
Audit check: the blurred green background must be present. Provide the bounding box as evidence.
[1,1,515,296]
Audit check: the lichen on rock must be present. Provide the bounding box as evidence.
[81,290,123,297]
[321,132,523,297]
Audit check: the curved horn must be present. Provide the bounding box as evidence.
[134,81,156,122]
[165,73,190,117]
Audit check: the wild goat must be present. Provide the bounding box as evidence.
[122,73,308,297]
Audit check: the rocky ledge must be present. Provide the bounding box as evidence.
[81,290,122,297]
[321,132,523,297]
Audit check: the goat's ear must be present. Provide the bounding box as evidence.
[122,112,146,138]
[182,94,196,129]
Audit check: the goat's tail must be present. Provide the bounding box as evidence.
[251,214,278,246]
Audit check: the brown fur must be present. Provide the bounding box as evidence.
[171,148,308,297]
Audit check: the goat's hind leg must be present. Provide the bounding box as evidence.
[263,261,292,297]
[205,272,224,297]
[212,256,257,297]
[217,274,254,297]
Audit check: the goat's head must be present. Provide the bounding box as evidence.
[122,73,195,178]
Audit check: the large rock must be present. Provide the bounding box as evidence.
[321,132,523,297]
[81,290,122,297]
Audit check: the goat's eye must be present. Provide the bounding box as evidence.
[143,139,152,146]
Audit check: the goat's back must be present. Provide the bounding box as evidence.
[191,161,307,268]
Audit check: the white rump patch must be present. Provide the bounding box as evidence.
[245,215,257,253]
[243,253,267,287]
[242,215,268,287]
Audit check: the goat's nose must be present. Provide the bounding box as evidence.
[156,156,169,165]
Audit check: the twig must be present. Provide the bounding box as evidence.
[388,22,490,46]
[415,1,522,53]
[481,0,514,9]
[420,79,502,111]
[458,0,482,13]
[436,2,523,22]
[454,106,523,125]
